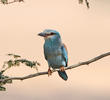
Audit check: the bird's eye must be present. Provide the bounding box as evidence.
[50,32,55,35]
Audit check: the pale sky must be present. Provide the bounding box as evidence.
[0,0,110,100]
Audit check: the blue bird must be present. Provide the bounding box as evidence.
[38,29,68,81]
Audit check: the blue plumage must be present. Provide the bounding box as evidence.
[38,29,68,81]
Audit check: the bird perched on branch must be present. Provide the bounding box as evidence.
[38,29,68,81]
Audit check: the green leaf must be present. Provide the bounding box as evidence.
[6,79,12,84]
[14,60,20,66]
[0,71,4,76]
[25,61,33,67]
[7,54,21,59]
[79,0,83,4]
[7,60,13,67]
[1,0,8,4]
[13,55,21,59]
[7,54,13,56]
[0,86,6,91]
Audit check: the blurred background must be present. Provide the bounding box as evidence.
[0,0,110,100]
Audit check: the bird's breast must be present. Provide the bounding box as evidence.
[45,46,62,58]
[44,43,66,68]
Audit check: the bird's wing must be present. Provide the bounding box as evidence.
[61,43,68,67]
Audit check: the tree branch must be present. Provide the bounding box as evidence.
[0,52,110,83]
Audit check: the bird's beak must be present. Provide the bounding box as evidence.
[38,32,46,37]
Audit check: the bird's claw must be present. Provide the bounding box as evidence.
[48,68,52,76]
[60,66,65,72]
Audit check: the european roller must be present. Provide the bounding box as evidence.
[38,29,68,81]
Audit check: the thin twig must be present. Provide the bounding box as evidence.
[78,0,90,8]
[0,52,110,82]
[0,0,24,4]
[85,0,90,8]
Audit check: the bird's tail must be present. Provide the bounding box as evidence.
[58,71,68,81]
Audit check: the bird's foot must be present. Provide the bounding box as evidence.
[60,66,65,72]
[48,68,52,76]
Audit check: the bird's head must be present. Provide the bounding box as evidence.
[38,29,60,40]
